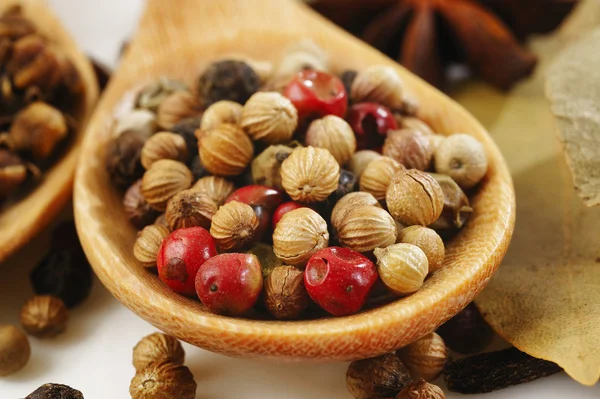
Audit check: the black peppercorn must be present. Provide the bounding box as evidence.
[437,302,494,354]
[196,60,260,106]
[30,246,93,308]
[188,155,209,181]
[170,116,200,158]
[25,383,84,399]
[327,169,357,208]
[106,130,146,189]
[340,69,357,103]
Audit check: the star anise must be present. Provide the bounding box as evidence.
[312,0,575,90]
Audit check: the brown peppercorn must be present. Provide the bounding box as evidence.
[124,179,160,229]
[114,109,157,139]
[107,129,147,189]
[346,353,412,399]
[386,169,444,226]
[132,332,185,371]
[280,146,340,203]
[192,175,236,206]
[0,324,30,376]
[397,226,445,273]
[351,65,404,109]
[20,295,69,338]
[359,156,405,201]
[428,173,473,230]
[136,77,188,113]
[130,360,196,399]
[397,333,448,382]
[196,60,260,106]
[337,205,397,253]
[305,115,356,165]
[383,129,434,171]
[25,384,84,399]
[251,144,293,188]
[141,132,189,169]
[434,134,488,189]
[200,100,243,130]
[348,149,382,178]
[165,189,217,230]
[241,91,298,144]
[141,159,193,211]
[198,123,254,177]
[4,102,68,160]
[331,191,381,230]
[133,224,170,268]
[210,201,259,251]
[156,90,201,130]
[264,265,309,320]
[396,379,445,399]
[273,207,329,267]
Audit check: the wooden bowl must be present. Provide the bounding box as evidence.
[0,0,98,263]
[74,0,515,361]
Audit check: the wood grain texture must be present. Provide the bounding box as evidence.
[0,0,98,263]
[74,0,515,361]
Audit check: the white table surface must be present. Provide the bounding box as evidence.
[1,0,599,398]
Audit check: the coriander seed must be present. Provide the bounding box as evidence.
[133,332,185,371]
[434,134,488,189]
[20,295,69,338]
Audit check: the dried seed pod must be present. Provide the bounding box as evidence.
[6,102,67,160]
[383,129,434,171]
[130,360,196,399]
[196,60,260,106]
[0,325,30,376]
[280,146,340,203]
[264,265,309,320]
[198,123,254,177]
[157,90,201,130]
[106,130,147,189]
[346,353,412,399]
[397,226,445,273]
[396,379,446,399]
[124,179,160,229]
[386,169,444,226]
[428,173,473,230]
[276,40,328,77]
[359,156,404,201]
[337,206,397,253]
[136,77,188,113]
[397,333,448,382]
[25,384,83,399]
[397,117,435,136]
[165,189,217,230]
[133,224,170,268]
[210,201,259,251]
[374,243,428,295]
[141,132,188,169]
[192,176,236,206]
[114,109,157,139]
[331,192,381,229]
[241,91,298,144]
[273,207,329,267]
[434,134,488,189]
[246,243,283,278]
[348,150,382,178]
[132,332,185,371]
[20,295,69,338]
[251,144,293,188]
[200,100,243,130]
[141,159,193,211]
[436,302,494,354]
[351,65,404,109]
[305,115,356,165]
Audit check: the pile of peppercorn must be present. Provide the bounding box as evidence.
[107,41,488,320]
[0,6,84,204]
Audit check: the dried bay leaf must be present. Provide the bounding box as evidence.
[547,28,600,207]
[451,0,600,385]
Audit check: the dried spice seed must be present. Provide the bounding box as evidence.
[170,116,201,156]
[0,325,30,376]
[25,383,83,399]
[130,360,196,399]
[436,302,493,354]
[443,347,562,394]
[106,130,147,189]
[264,265,309,320]
[251,144,293,189]
[136,77,188,113]
[132,332,185,371]
[396,333,447,382]
[196,60,260,106]
[20,295,69,338]
[346,353,412,399]
[123,179,160,230]
[165,189,217,230]
[396,379,445,399]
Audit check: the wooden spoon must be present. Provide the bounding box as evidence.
[74,0,515,361]
[0,0,98,263]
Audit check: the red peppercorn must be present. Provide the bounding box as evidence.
[346,102,397,151]
[226,185,285,239]
[284,70,348,120]
[304,247,378,316]
[157,227,217,296]
[272,201,304,230]
[195,253,263,316]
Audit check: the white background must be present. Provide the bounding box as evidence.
[1,0,599,398]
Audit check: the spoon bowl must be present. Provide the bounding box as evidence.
[74,0,514,361]
[0,0,98,263]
